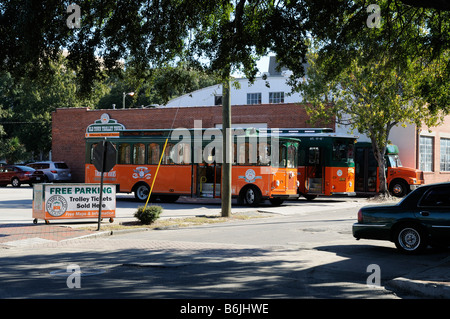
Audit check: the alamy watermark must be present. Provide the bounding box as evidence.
[367,4,381,28]
[66,264,81,288]
[66,3,81,29]
[366,264,381,287]
[167,120,280,166]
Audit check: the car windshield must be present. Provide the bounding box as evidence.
[386,155,402,168]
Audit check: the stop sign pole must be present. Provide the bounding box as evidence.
[93,139,116,231]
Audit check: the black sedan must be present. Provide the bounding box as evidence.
[353,182,450,254]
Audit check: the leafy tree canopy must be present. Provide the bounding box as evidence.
[0,0,310,97]
[302,0,450,112]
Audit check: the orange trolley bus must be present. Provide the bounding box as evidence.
[85,128,300,206]
[265,128,357,200]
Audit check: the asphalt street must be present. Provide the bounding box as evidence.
[0,186,449,303]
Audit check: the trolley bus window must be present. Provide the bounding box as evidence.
[258,142,271,165]
[171,142,191,164]
[278,143,288,168]
[164,143,175,164]
[333,141,354,163]
[133,143,145,165]
[90,143,97,164]
[148,143,160,164]
[287,144,297,168]
[309,147,320,165]
[237,143,246,164]
[118,143,131,164]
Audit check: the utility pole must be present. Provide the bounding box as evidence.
[221,79,232,218]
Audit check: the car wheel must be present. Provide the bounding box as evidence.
[394,224,427,254]
[243,185,262,207]
[134,184,150,202]
[390,180,408,197]
[11,177,20,187]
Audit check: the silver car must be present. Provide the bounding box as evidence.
[27,161,72,182]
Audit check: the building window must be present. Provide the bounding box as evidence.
[214,95,222,106]
[269,92,285,103]
[440,138,450,172]
[419,136,433,172]
[247,93,262,105]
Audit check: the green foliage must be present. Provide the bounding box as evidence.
[302,0,450,113]
[0,1,310,92]
[134,205,163,225]
[96,62,219,108]
[0,54,108,158]
[0,136,28,164]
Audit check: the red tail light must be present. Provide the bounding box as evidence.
[357,209,363,223]
[51,170,57,173]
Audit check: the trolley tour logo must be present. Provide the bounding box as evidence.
[239,169,262,183]
[46,195,68,217]
[132,167,152,180]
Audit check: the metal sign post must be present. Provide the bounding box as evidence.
[93,139,117,231]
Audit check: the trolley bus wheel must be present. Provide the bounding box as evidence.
[134,183,150,202]
[33,219,38,224]
[242,185,262,207]
[303,194,317,201]
[159,195,179,203]
[269,198,284,206]
[109,218,114,223]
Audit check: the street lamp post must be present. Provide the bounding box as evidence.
[123,92,135,109]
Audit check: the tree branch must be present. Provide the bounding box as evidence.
[399,0,450,11]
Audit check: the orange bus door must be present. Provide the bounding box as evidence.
[355,147,378,193]
[306,147,323,194]
[197,163,221,198]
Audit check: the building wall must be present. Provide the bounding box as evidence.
[52,103,324,182]
[164,76,303,107]
[418,115,450,184]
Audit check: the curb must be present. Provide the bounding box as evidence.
[61,227,149,242]
[386,277,450,299]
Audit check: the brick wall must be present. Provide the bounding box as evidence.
[52,103,332,182]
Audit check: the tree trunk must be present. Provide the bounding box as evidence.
[370,137,390,197]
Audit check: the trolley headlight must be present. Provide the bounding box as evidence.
[275,180,280,187]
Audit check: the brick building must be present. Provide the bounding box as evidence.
[52,103,322,182]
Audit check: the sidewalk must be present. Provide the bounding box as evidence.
[386,257,450,299]
[0,224,96,248]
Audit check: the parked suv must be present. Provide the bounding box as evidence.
[27,161,72,182]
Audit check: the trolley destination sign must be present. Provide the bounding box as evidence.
[85,113,125,138]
